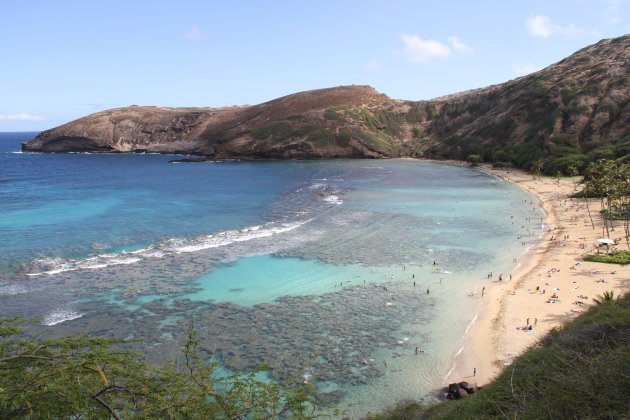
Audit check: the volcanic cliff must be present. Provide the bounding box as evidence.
[23,35,630,173]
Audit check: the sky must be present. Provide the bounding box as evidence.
[1,0,628,131]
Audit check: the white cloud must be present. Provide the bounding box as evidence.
[399,34,451,62]
[0,113,45,122]
[526,15,553,38]
[364,59,382,71]
[512,61,543,76]
[526,15,585,39]
[448,36,475,53]
[184,26,208,42]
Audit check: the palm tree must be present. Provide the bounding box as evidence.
[592,290,620,304]
[581,163,599,229]
[532,159,544,180]
[568,164,580,192]
[582,160,630,244]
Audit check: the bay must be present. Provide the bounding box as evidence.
[0,132,543,417]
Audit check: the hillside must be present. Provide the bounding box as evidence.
[22,85,399,159]
[422,34,630,173]
[23,35,630,173]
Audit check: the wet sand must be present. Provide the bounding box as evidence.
[447,166,630,386]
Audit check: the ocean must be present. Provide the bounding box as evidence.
[0,132,544,417]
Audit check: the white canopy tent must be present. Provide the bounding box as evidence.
[596,238,616,254]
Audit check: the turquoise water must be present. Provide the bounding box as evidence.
[186,255,384,307]
[0,133,543,417]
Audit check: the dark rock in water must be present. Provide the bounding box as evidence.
[169,156,213,163]
[315,389,346,405]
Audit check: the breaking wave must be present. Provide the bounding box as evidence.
[26,220,312,276]
[43,309,83,326]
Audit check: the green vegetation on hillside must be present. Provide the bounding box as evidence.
[369,293,630,419]
[251,120,355,150]
[251,121,316,144]
[0,319,322,418]
[419,36,630,174]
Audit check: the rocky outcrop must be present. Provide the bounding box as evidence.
[23,35,630,172]
[445,381,477,400]
[23,85,397,160]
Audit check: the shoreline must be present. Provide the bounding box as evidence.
[446,165,630,387]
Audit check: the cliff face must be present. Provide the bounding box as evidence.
[23,35,630,172]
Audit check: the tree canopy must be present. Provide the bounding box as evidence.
[0,318,324,419]
[580,160,630,247]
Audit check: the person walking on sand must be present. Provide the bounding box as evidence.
[473,368,476,377]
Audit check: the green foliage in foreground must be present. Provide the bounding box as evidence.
[592,290,621,304]
[584,250,630,265]
[369,293,630,420]
[0,319,321,419]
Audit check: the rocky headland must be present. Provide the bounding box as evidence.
[23,35,629,172]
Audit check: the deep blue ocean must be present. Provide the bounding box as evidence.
[0,131,543,417]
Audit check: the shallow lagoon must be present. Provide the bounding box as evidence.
[0,133,543,417]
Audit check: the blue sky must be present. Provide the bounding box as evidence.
[1,0,628,131]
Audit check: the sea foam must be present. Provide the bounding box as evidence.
[0,284,29,296]
[43,309,83,326]
[26,219,311,276]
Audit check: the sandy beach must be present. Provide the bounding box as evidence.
[446,166,630,387]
